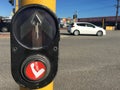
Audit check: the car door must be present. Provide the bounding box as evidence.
[85,23,97,34]
[76,23,87,34]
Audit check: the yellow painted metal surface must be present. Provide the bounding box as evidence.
[20,0,56,13]
[15,0,19,12]
[20,81,53,90]
[38,81,53,90]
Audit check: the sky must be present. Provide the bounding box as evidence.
[0,0,118,18]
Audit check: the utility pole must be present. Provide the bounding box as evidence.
[73,11,78,22]
[115,0,120,30]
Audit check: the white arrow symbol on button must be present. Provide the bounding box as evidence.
[30,63,45,78]
[31,14,42,39]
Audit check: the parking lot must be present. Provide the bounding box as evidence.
[0,30,120,90]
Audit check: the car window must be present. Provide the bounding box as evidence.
[77,23,86,26]
[87,24,95,28]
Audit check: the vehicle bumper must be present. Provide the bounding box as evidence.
[103,30,106,35]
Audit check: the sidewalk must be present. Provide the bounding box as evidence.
[0,33,10,38]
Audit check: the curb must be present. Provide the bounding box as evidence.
[0,33,10,39]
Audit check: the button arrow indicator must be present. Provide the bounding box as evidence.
[31,14,42,39]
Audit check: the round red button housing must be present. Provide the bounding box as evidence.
[25,61,46,81]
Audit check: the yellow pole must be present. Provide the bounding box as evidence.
[15,0,19,12]
[20,82,53,90]
[20,0,56,13]
[19,0,56,90]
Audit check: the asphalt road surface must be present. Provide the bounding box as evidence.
[0,30,120,90]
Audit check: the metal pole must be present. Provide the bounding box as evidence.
[20,81,54,90]
[102,18,105,29]
[20,0,56,13]
[15,0,19,12]
[115,0,120,30]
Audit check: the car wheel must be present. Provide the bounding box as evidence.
[97,31,103,36]
[1,27,8,32]
[73,30,80,36]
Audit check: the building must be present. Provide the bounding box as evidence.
[78,16,120,30]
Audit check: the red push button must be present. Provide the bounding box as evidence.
[25,61,46,81]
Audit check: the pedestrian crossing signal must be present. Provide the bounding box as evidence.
[10,4,60,89]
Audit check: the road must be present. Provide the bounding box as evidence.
[0,30,120,90]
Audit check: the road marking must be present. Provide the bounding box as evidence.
[60,35,70,38]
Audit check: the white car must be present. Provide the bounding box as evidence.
[67,22,106,36]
